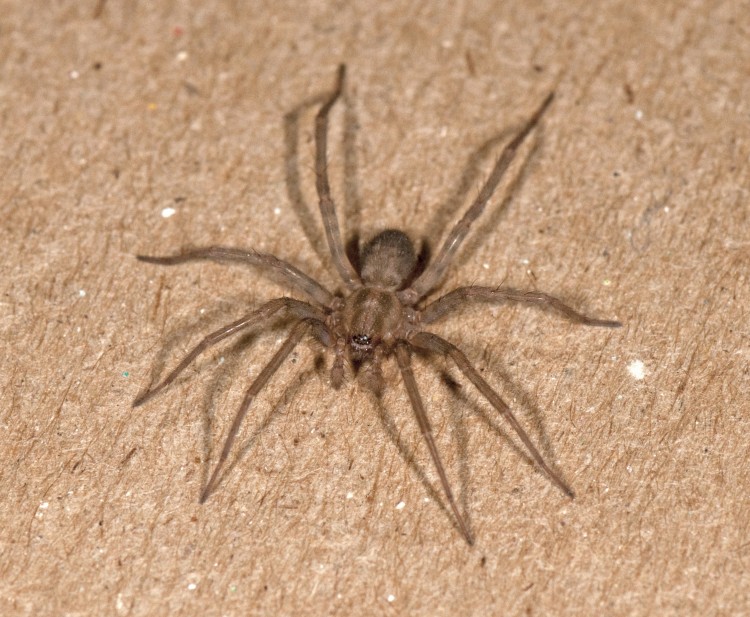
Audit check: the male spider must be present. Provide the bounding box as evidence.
[134,65,621,545]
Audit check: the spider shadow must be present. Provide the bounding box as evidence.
[375,343,572,537]
[133,290,312,496]
[420,122,549,280]
[197,320,319,496]
[370,357,473,540]
[442,340,572,495]
[283,77,363,281]
[135,292,261,402]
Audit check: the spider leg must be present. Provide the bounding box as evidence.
[137,247,334,307]
[314,64,361,288]
[422,286,622,327]
[133,298,323,407]
[360,347,387,397]
[200,319,313,502]
[410,331,575,499]
[394,343,474,545]
[401,92,554,303]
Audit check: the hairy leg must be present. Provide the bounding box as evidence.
[137,247,333,307]
[200,319,312,502]
[422,286,622,327]
[410,331,574,498]
[395,343,474,545]
[133,298,324,407]
[314,64,361,288]
[400,93,555,303]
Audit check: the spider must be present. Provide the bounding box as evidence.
[134,65,621,545]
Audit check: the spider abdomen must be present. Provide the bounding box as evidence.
[360,229,417,289]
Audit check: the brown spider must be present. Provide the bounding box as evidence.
[134,65,621,545]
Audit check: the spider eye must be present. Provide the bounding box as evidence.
[351,334,372,348]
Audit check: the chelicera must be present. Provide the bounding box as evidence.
[134,65,621,545]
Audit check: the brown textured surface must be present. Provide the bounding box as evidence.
[1,2,748,615]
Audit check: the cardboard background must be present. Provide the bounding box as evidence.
[1,1,748,615]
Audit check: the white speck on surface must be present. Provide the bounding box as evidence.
[199,308,206,314]
[116,593,127,614]
[602,279,612,286]
[218,356,225,365]
[627,360,646,380]
[78,289,86,297]
[346,491,354,499]
[635,109,644,120]
[439,126,448,137]
[395,501,405,510]
[627,465,633,473]
[482,263,489,269]
[161,207,176,218]
[273,207,282,215]
[187,583,197,591]
[69,69,80,79]
[387,594,396,603]
[520,258,530,265]
[40,501,49,509]
[176,51,188,62]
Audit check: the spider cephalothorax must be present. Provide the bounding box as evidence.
[134,66,620,545]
